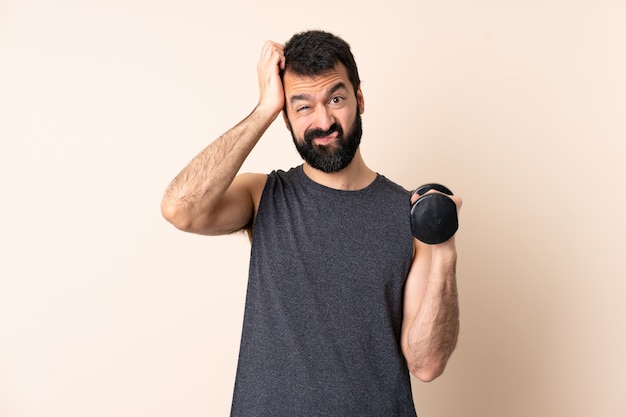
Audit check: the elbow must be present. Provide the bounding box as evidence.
[161,199,193,232]
[407,358,447,382]
[160,198,223,235]
[403,345,452,383]
[408,361,447,383]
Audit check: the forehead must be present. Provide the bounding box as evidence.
[283,63,354,97]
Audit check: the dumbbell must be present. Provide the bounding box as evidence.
[410,183,458,244]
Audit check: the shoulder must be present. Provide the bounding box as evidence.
[374,174,412,201]
[258,166,305,193]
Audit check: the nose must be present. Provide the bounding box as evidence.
[311,105,335,132]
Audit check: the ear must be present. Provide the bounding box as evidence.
[357,87,365,114]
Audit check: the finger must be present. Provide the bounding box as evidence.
[451,195,463,210]
[259,45,284,76]
[409,188,437,204]
[261,41,283,60]
[271,43,285,69]
[279,52,285,70]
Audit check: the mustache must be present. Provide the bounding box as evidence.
[304,123,343,144]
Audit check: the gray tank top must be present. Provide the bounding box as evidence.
[231,166,417,417]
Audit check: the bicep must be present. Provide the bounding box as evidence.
[201,173,267,236]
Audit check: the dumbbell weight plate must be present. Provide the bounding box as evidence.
[410,184,458,244]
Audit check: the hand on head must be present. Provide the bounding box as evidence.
[257,41,286,116]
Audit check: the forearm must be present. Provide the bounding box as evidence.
[403,242,460,381]
[161,105,277,230]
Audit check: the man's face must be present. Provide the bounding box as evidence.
[283,64,364,173]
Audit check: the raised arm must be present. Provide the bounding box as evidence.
[401,195,462,382]
[161,41,286,236]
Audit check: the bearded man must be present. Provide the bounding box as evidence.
[161,30,461,417]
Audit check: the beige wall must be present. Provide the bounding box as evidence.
[1,0,625,416]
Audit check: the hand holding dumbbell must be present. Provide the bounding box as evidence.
[410,183,460,244]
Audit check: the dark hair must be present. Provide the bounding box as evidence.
[281,30,361,95]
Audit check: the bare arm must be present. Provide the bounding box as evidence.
[401,195,462,382]
[161,41,286,235]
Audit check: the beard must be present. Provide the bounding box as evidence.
[289,109,363,173]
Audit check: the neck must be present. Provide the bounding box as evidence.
[302,149,376,191]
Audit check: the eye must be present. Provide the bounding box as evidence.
[330,96,344,105]
[295,104,311,112]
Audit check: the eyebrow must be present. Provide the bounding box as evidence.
[289,82,348,106]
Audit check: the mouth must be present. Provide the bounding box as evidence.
[312,132,339,146]
[305,123,342,147]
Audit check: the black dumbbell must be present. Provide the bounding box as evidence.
[410,183,458,244]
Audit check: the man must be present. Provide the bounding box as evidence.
[161,30,460,417]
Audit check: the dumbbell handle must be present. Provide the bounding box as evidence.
[413,183,453,197]
[410,183,458,244]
